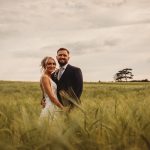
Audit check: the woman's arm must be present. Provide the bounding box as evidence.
[41,75,64,109]
[40,79,45,99]
[40,80,46,108]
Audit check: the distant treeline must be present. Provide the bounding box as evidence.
[97,79,150,83]
[130,79,149,82]
[112,79,150,82]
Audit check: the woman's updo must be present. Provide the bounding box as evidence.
[41,56,56,70]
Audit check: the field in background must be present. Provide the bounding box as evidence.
[0,81,150,150]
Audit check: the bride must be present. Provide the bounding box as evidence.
[39,56,64,119]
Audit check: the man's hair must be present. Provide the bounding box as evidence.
[57,48,70,54]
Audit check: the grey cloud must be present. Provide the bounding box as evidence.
[104,39,119,47]
[90,0,128,7]
[147,58,150,63]
[15,41,100,58]
[84,0,150,29]
[10,30,120,59]
[12,45,57,59]
[12,50,42,59]
[1,0,150,81]
[65,43,106,55]
[0,29,17,38]
[69,38,119,54]
[1,0,150,36]
[58,0,128,9]
[39,38,120,56]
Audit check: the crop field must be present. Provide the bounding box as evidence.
[0,81,150,150]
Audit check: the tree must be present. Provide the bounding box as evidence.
[114,68,134,82]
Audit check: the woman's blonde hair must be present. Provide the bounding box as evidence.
[41,56,56,71]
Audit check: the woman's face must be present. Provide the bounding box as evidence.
[45,58,56,73]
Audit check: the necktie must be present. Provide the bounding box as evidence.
[58,67,64,80]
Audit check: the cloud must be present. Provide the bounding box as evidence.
[8,33,119,59]
[12,50,40,58]
[0,0,150,81]
[147,58,150,63]
[62,38,119,55]
[1,0,150,36]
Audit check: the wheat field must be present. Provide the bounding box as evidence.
[0,81,150,150]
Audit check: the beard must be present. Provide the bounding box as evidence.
[58,60,68,67]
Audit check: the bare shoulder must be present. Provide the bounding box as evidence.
[41,74,50,82]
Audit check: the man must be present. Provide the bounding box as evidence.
[41,48,83,109]
[52,48,83,108]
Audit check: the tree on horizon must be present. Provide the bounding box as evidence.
[114,68,134,82]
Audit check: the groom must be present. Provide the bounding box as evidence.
[52,48,83,108]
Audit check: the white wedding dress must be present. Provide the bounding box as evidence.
[40,78,60,120]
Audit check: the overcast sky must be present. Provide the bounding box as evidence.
[0,0,150,82]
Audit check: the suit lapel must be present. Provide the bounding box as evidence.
[59,64,70,81]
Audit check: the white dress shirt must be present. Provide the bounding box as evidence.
[57,64,68,80]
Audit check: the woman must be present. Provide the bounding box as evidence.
[40,56,64,119]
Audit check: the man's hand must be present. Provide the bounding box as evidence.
[41,98,46,108]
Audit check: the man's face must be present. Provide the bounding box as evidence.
[56,50,70,66]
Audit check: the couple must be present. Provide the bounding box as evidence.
[40,48,83,119]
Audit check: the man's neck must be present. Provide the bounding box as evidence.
[60,63,68,69]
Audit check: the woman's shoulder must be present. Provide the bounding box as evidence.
[41,74,50,81]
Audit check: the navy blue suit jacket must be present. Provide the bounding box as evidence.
[52,64,83,106]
